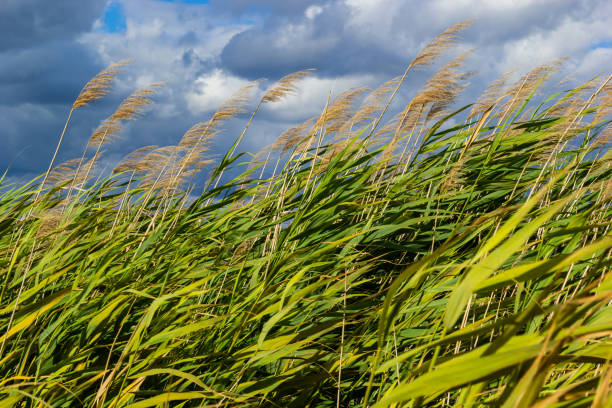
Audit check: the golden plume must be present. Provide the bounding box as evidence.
[261,69,315,103]
[72,60,131,110]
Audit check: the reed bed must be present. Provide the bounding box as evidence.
[1,23,612,407]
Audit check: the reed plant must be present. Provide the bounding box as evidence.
[1,22,611,407]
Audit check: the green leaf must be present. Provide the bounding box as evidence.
[374,335,543,407]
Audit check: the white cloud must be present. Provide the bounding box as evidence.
[574,47,612,78]
[305,5,323,19]
[185,69,252,114]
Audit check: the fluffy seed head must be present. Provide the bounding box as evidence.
[272,118,315,153]
[417,50,474,123]
[262,69,315,103]
[89,83,163,147]
[72,60,131,110]
[113,145,159,174]
[210,80,261,126]
[48,157,95,188]
[178,122,218,149]
[411,20,473,68]
[468,70,514,120]
[499,58,567,117]
[317,87,368,136]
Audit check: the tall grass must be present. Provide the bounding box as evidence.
[1,23,612,407]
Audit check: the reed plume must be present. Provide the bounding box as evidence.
[72,60,131,110]
[47,157,95,190]
[201,82,259,163]
[272,118,316,154]
[317,87,368,136]
[498,58,567,119]
[90,83,163,147]
[261,69,315,103]
[35,60,130,205]
[418,50,474,123]
[338,76,401,139]
[65,83,163,205]
[468,70,514,120]
[113,145,160,175]
[368,20,473,137]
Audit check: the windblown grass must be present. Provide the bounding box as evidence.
[1,23,612,407]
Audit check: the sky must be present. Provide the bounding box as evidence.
[1,0,611,184]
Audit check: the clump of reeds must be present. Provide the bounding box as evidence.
[0,22,611,408]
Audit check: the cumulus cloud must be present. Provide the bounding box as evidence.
[186,69,252,113]
[305,5,324,20]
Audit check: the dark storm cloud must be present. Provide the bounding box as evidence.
[0,0,117,176]
[0,41,102,106]
[0,0,112,107]
[0,0,107,52]
[220,1,407,78]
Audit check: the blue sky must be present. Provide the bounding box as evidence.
[1,0,611,184]
[102,1,126,33]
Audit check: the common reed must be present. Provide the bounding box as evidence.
[1,24,611,408]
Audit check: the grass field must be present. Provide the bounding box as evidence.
[1,23,612,407]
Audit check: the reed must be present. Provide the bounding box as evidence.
[0,24,611,408]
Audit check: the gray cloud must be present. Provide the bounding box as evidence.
[0,0,107,52]
[220,0,612,81]
[0,0,114,176]
[208,0,322,17]
[0,41,102,106]
[220,2,408,79]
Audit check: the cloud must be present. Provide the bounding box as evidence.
[208,0,318,16]
[0,41,101,106]
[305,5,324,20]
[2,0,612,182]
[575,47,612,78]
[0,0,114,177]
[186,69,252,113]
[220,1,411,79]
[0,0,107,52]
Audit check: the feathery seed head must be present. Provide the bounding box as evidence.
[272,118,316,153]
[209,80,261,126]
[499,58,567,116]
[48,157,95,189]
[89,119,123,147]
[468,69,515,120]
[262,69,315,103]
[111,83,163,122]
[317,87,368,136]
[411,20,473,68]
[416,50,474,122]
[88,83,163,147]
[72,59,131,110]
[179,122,217,149]
[47,158,82,186]
[345,77,401,132]
[113,145,159,174]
